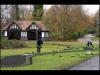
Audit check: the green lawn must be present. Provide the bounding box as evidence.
[1,50,99,70]
[1,40,99,70]
[93,37,99,41]
[1,41,65,57]
[1,41,85,57]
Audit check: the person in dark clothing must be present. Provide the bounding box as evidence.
[37,38,43,53]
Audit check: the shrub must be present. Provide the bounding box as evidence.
[66,32,79,40]
[1,38,27,49]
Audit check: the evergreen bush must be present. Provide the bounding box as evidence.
[1,38,27,49]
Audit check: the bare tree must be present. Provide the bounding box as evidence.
[19,5,33,20]
[1,5,12,29]
[43,5,92,40]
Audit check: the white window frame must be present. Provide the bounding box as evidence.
[10,23,19,29]
[4,31,7,36]
[41,32,48,38]
[21,31,27,37]
[30,24,38,29]
[44,32,48,37]
[42,32,44,37]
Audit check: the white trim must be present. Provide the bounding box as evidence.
[21,31,27,37]
[4,31,7,36]
[42,32,44,37]
[29,24,38,29]
[41,32,48,38]
[10,23,19,29]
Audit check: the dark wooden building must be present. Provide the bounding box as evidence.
[3,20,49,40]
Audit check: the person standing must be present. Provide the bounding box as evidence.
[84,34,94,54]
[37,38,43,53]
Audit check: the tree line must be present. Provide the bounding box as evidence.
[43,5,99,40]
[1,5,99,41]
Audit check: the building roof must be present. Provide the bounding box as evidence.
[3,20,49,31]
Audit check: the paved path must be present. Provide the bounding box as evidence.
[69,56,100,70]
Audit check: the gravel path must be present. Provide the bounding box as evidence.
[69,56,100,70]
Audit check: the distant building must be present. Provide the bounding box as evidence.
[3,20,49,40]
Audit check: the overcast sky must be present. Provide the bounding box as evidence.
[44,5,99,15]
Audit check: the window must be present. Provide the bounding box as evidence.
[10,24,19,29]
[21,32,27,37]
[42,32,48,38]
[44,32,48,37]
[42,32,44,37]
[4,31,7,36]
[30,24,38,29]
